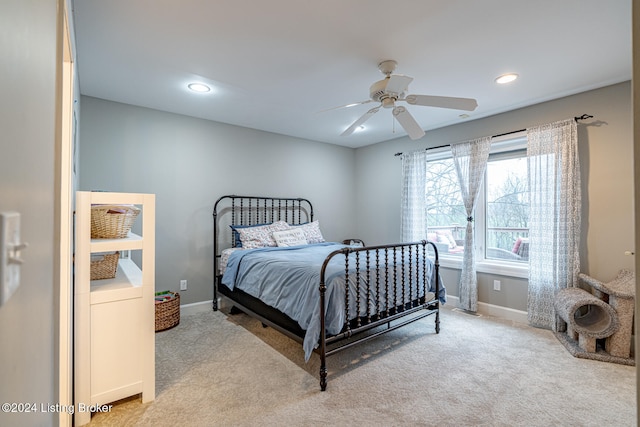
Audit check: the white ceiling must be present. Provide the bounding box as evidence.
[71,0,632,148]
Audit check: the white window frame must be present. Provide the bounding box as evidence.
[428,132,529,279]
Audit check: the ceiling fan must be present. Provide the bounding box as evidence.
[337,60,478,140]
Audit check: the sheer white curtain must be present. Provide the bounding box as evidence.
[401,150,427,242]
[527,119,580,330]
[451,137,491,312]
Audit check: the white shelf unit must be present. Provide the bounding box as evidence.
[74,191,155,426]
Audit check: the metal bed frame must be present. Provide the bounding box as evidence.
[213,195,441,391]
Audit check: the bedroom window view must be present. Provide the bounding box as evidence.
[485,153,529,262]
[425,149,529,264]
[426,158,467,256]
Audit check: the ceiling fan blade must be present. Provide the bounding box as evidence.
[317,99,374,113]
[341,107,380,136]
[392,106,425,140]
[404,94,478,111]
[385,74,413,95]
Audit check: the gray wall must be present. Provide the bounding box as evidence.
[78,96,357,304]
[80,83,633,314]
[0,1,58,426]
[354,82,633,311]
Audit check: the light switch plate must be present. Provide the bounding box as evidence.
[0,212,23,306]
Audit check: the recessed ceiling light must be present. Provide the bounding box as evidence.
[495,73,518,84]
[188,83,211,93]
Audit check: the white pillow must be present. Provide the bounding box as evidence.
[290,220,325,244]
[237,220,290,249]
[272,229,308,247]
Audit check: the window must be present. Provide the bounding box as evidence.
[425,156,466,254]
[483,151,529,262]
[425,134,529,273]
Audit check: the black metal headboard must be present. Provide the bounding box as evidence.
[212,194,314,273]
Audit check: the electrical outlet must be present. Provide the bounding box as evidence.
[180,279,187,291]
[493,280,501,291]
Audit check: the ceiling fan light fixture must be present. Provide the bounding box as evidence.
[381,97,395,108]
[339,61,478,140]
[495,73,518,84]
[188,82,211,93]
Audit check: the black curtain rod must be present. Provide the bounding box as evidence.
[394,114,594,157]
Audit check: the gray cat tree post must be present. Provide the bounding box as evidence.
[554,269,635,366]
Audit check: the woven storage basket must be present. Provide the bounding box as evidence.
[90,252,119,280]
[91,204,140,239]
[155,292,180,332]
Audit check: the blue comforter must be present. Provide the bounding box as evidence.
[222,242,445,360]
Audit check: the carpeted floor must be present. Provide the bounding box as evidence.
[89,305,636,426]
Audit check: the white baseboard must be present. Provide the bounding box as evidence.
[445,295,528,325]
[180,300,215,316]
[180,297,232,315]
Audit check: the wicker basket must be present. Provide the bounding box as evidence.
[155,292,180,332]
[90,252,120,280]
[91,204,140,239]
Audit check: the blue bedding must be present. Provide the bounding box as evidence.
[222,242,445,360]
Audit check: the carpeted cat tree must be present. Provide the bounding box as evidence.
[554,269,635,366]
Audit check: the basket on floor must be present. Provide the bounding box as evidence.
[155,292,180,332]
[90,252,120,280]
[91,204,140,239]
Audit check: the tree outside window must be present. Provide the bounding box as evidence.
[425,149,529,263]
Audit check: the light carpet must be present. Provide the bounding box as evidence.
[89,305,636,426]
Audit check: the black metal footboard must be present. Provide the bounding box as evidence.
[317,240,440,391]
[213,195,442,392]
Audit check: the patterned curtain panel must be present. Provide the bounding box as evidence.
[401,150,427,242]
[451,137,491,312]
[527,119,580,330]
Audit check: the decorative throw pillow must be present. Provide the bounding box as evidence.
[436,230,457,249]
[512,237,523,254]
[272,229,308,247]
[290,220,325,244]
[230,223,270,248]
[237,220,290,249]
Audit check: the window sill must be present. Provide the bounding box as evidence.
[437,255,529,279]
